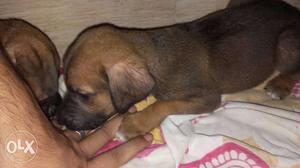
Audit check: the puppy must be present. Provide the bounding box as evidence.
[0,19,61,119]
[58,0,300,139]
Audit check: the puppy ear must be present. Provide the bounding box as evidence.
[5,43,42,73]
[107,60,155,113]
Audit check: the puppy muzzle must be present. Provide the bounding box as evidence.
[39,93,62,120]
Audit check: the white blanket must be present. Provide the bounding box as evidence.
[123,102,300,168]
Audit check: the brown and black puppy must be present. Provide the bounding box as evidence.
[0,19,61,119]
[58,0,300,139]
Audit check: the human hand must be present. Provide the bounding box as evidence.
[60,117,152,168]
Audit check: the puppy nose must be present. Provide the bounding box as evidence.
[59,116,82,129]
[39,93,62,120]
[56,108,108,131]
[56,111,82,131]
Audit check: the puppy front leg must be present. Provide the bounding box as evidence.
[118,95,220,139]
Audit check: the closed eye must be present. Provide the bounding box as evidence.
[68,86,96,98]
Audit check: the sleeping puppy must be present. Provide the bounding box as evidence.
[58,0,300,139]
[0,19,61,119]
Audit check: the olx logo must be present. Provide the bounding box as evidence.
[6,139,36,154]
[5,131,38,163]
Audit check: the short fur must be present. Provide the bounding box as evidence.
[58,0,300,138]
[0,19,61,119]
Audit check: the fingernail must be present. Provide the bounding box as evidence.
[143,133,153,142]
[128,106,137,113]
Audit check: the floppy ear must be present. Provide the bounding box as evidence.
[107,60,155,113]
[4,43,42,74]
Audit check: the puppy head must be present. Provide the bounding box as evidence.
[2,19,61,119]
[57,27,154,130]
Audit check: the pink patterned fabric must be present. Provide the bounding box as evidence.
[179,143,269,168]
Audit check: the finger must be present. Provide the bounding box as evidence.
[88,134,152,168]
[63,130,82,142]
[128,106,137,113]
[79,116,123,158]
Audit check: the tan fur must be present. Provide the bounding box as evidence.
[0,19,61,118]
[60,0,300,137]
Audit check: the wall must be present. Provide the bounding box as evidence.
[0,0,298,56]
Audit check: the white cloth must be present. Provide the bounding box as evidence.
[124,102,300,168]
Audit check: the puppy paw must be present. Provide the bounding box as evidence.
[264,75,294,100]
[118,113,152,140]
